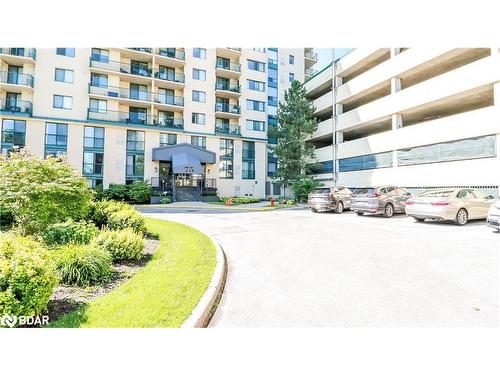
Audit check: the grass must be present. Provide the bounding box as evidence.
[48,217,216,328]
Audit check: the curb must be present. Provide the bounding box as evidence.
[137,204,276,211]
[181,236,227,328]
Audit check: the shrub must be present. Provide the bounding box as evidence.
[286,199,295,205]
[102,184,129,201]
[291,177,323,203]
[42,220,99,246]
[0,152,93,234]
[128,181,152,203]
[0,233,58,320]
[0,205,14,228]
[161,197,171,204]
[219,197,260,205]
[107,209,146,233]
[88,200,130,228]
[93,229,144,262]
[53,244,112,287]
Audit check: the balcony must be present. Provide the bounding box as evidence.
[89,84,153,103]
[0,71,34,89]
[87,108,184,129]
[89,58,152,83]
[0,98,32,115]
[154,48,186,68]
[216,47,242,60]
[215,59,241,79]
[305,68,318,79]
[216,123,241,136]
[152,93,184,110]
[215,82,241,99]
[0,48,36,61]
[304,50,318,67]
[128,48,152,53]
[215,103,241,119]
[153,70,185,89]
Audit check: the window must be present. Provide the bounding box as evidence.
[126,130,145,151]
[126,154,144,179]
[193,48,206,59]
[191,136,206,149]
[83,126,105,149]
[247,79,265,92]
[192,112,206,125]
[130,83,148,101]
[242,141,255,179]
[246,120,265,132]
[219,139,234,179]
[90,73,108,88]
[268,86,278,106]
[53,95,72,110]
[54,68,74,83]
[192,68,206,80]
[309,161,334,174]
[246,99,265,112]
[83,151,104,175]
[192,90,206,103]
[45,122,68,158]
[1,119,26,153]
[160,133,177,147]
[89,99,107,113]
[339,152,393,172]
[253,48,266,53]
[397,135,496,166]
[91,48,109,63]
[289,55,295,64]
[289,73,295,82]
[248,59,265,72]
[87,178,103,189]
[268,66,278,87]
[56,48,75,57]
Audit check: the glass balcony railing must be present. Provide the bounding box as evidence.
[305,68,318,77]
[0,98,32,115]
[216,123,241,136]
[0,71,34,87]
[128,47,152,53]
[304,50,318,61]
[227,48,242,52]
[215,82,240,93]
[0,48,36,60]
[215,103,240,114]
[89,58,152,78]
[156,48,185,60]
[89,84,184,107]
[153,93,184,107]
[153,70,185,84]
[215,59,241,72]
[87,108,184,129]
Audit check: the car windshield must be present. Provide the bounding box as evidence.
[354,188,375,195]
[419,190,454,198]
[311,188,330,194]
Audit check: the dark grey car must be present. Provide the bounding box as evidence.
[308,186,353,213]
[351,186,412,217]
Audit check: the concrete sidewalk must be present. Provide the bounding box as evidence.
[136,200,291,211]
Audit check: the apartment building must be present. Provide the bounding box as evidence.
[305,48,500,196]
[0,47,313,201]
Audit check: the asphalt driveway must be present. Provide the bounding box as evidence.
[140,206,499,327]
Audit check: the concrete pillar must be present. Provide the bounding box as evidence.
[391,48,401,57]
[392,113,403,130]
[334,75,343,88]
[391,77,402,93]
[335,131,344,144]
[335,103,343,115]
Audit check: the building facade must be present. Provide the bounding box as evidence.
[305,48,500,196]
[0,47,315,200]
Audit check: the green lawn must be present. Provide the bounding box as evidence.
[49,217,216,328]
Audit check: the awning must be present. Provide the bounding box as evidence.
[172,152,203,174]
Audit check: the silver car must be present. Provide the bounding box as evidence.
[486,200,500,232]
[405,188,496,225]
[308,186,352,213]
[351,186,411,218]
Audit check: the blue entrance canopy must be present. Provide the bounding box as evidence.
[172,152,203,174]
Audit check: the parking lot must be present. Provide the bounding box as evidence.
[140,206,499,327]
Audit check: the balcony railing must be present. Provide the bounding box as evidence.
[0,71,34,87]
[156,48,185,60]
[90,57,152,78]
[215,103,240,114]
[153,70,185,84]
[305,68,318,77]
[128,48,152,53]
[215,82,241,93]
[87,108,184,129]
[0,98,32,115]
[304,50,318,61]
[88,84,184,107]
[0,48,36,60]
[215,59,241,72]
[216,123,241,136]
[227,48,242,52]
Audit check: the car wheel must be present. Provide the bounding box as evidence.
[310,208,318,213]
[335,201,344,214]
[383,203,394,218]
[414,217,425,222]
[454,208,468,225]
[355,211,364,216]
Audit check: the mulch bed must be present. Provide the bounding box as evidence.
[46,238,160,323]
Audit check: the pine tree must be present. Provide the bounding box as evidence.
[269,80,318,196]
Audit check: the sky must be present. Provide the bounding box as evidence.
[315,48,353,71]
